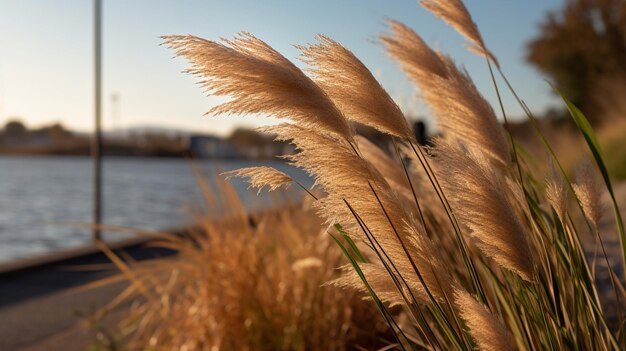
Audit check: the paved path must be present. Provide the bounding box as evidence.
[0,237,175,350]
[0,281,126,350]
[588,181,626,325]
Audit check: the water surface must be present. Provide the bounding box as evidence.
[0,156,307,262]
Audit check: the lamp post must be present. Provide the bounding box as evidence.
[92,0,102,241]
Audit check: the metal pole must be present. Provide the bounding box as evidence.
[92,0,102,241]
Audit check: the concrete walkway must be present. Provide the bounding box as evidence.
[0,236,176,350]
[0,281,126,350]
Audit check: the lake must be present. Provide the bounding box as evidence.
[0,156,309,263]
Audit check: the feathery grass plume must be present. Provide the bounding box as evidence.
[419,0,498,66]
[222,166,292,194]
[299,35,414,139]
[435,139,533,281]
[573,158,604,228]
[332,264,409,307]
[326,199,455,306]
[546,161,569,224]
[380,22,510,166]
[434,55,510,166]
[292,257,323,271]
[397,143,451,224]
[573,159,625,331]
[454,289,515,351]
[162,33,353,142]
[358,139,449,238]
[505,176,527,215]
[356,136,413,202]
[380,21,448,80]
[264,123,454,303]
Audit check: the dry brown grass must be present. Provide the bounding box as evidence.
[95,177,387,351]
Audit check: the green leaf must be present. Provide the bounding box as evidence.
[329,233,408,350]
[557,90,626,281]
[334,224,367,263]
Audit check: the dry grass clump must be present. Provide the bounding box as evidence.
[149,0,626,349]
[97,178,387,351]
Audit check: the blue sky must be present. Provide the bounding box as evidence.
[0,0,563,136]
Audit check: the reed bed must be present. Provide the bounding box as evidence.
[104,0,626,349]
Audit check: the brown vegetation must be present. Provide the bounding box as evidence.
[97,0,626,349]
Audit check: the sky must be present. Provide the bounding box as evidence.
[0,0,563,136]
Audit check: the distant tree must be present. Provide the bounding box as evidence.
[527,0,626,123]
[3,120,28,137]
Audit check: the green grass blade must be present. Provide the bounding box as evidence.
[329,233,410,350]
[557,90,626,282]
[334,224,367,263]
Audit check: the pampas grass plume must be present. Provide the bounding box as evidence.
[299,35,414,140]
[163,33,353,142]
[381,22,509,166]
[436,139,533,281]
[380,20,448,81]
[419,0,498,65]
[573,158,604,228]
[222,166,292,194]
[332,264,409,307]
[455,289,515,351]
[356,136,412,198]
[546,161,569,224]
[264,123,454,303]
